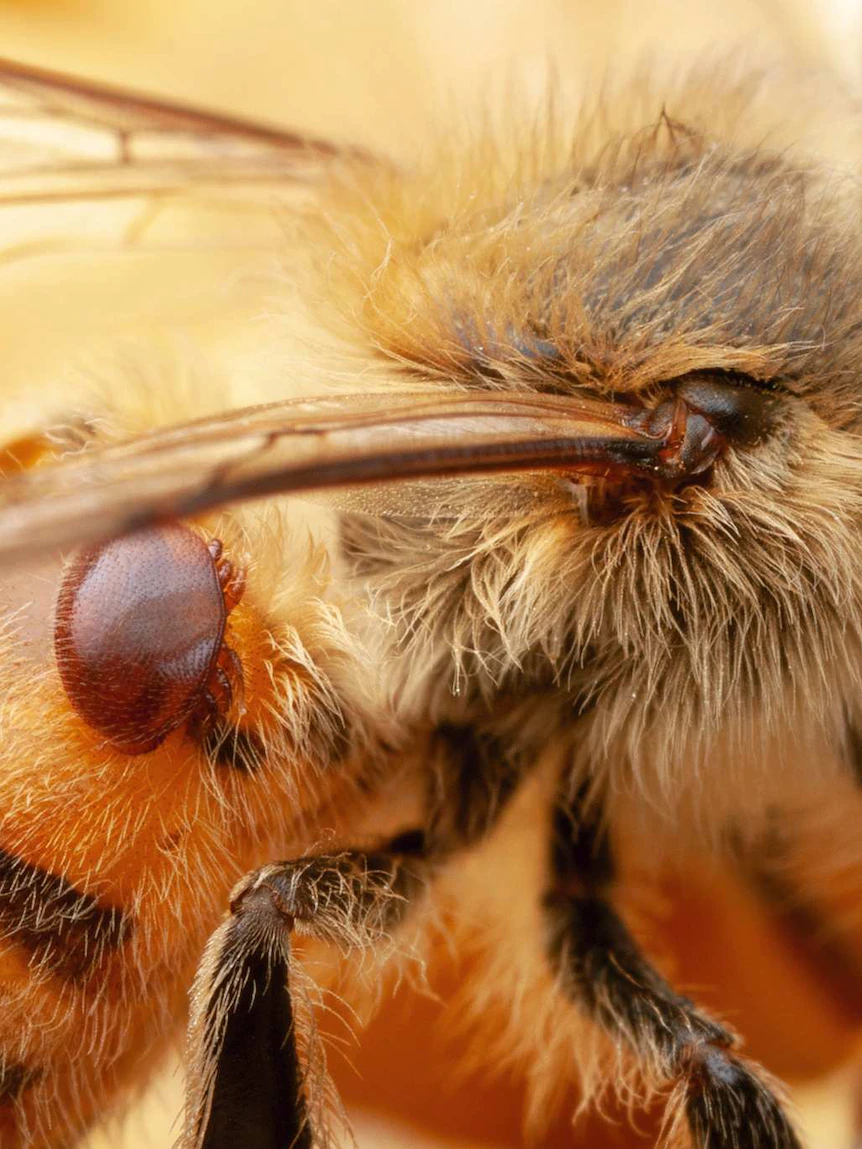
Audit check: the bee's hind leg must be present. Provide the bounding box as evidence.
[181,835,429,1149]
[543,789,803,1149]
[180,721,532,1149]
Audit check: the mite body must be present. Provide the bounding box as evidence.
[0,47,860,1149]
[55,525,244,754]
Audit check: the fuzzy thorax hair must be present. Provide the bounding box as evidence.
[293,64,862,797]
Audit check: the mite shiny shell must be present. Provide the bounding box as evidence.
[54,523,243,755]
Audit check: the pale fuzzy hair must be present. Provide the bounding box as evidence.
[3,34,862,1149]
[265,61,862,831]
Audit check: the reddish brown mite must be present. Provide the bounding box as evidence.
[54,523,245,755]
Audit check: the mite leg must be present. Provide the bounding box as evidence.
[543,793,802,1149]
[183,836,429,1149]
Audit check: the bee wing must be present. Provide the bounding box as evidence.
[0,61,662,566]
[0,55,360,262]
[0,55,347,196]
[0,391,662,564]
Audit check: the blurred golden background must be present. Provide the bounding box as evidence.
[1,1,862,1145]
[1,0,861,159]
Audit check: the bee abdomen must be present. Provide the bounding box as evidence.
[0,846,131,981]
[0,1061,40,1105]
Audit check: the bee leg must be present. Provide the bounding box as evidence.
[183,723,527,1149]
[425,722,529,849]
[182,835,428,1149]
[741,849,862,1022]
[543,792,803,1149]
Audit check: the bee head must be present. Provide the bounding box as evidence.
[320,68,862,761]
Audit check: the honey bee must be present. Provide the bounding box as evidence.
[0,39,862,1149]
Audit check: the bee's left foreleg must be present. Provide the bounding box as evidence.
[181,837,429,1149]
[545,791,803,1149]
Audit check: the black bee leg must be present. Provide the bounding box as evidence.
[742,854,862,1021]
[181,724,529,1149]
[733,807,862,1024]
[543,792,803,1149]
[424,722,529,851]
[182,837,427,1149]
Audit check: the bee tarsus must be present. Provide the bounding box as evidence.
[186,846,428,1149]
[545,793,803,1149]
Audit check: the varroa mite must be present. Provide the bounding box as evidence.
[54,523,245,754]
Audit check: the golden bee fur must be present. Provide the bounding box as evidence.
[303,62,862,812]
[2,32,862,1149]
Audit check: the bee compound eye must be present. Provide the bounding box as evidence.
[53,523,228,755]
